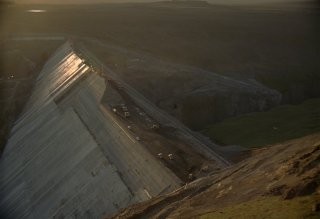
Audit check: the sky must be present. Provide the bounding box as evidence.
[11,0,312,4]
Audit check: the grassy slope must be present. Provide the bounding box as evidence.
[203,98,320,148]
[199,195,320,219]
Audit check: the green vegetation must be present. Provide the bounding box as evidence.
[203,98,320,148]
[198,195,320,219]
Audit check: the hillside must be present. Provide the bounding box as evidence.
[1,3,319,106]
[203,98,320,148]
[0,3,319,218]
[109,133,320,218]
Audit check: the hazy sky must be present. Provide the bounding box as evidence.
[13,0,311,4]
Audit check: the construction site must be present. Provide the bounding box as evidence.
[0,41,229,219]
[1,1,319,218]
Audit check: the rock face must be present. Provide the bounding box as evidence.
[149,69,281,129]
[177,83,281,129]
[134,72,282,130]
[154,81,281,130]
[109,133,320,219]
[137,73,282,130]
[83,39,282,130]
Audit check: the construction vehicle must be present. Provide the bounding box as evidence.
[201,165,209,173]
[151,124,159,129]
[188,173,196,181]
[110,104,130,118]
[124,111,130,118]
[121,105,128,111]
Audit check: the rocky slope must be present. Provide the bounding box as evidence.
[83,39,281,130]
[108,133,320,219]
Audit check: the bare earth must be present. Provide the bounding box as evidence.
[109,132,320,219]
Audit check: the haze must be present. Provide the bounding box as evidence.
[13,0,312,5]
[1,0,319,218]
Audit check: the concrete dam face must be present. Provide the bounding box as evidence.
[0,42,180,219]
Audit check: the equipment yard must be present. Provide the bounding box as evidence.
[102,78,223,181]
[0,41,229,219]
[76,42,230,181]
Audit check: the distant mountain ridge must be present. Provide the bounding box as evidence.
[12,0,313,5]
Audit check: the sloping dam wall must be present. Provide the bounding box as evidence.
[0,42,180,219]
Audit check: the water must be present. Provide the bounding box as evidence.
[27,9,47,13]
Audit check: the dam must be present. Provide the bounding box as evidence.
[0,42,181,219]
